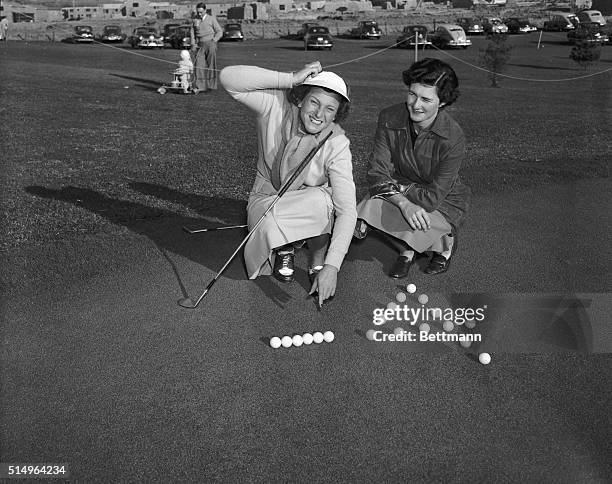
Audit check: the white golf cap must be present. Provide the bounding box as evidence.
[302,71,350,102]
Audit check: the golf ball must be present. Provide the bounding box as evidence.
[460,340,472,348]
[394,327,404,335]
[281,336,293,348]
[323,331,335,343]
[479,352,491,365]
[442,320,454,332]
[418,294,429,305]
[419,322,430,333]
[269,337,282,349]
[454,319,464,326]
[387,301,399,310]
[406,283,417,294]
[465,321,476,329]
[395,292,407,303]
[366,329,376,340]
[292,335,303,347]
[313,332,324,344]
[302,333,314,345]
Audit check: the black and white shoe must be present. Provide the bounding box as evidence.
[424,233,457,275]
[273,248,295,283]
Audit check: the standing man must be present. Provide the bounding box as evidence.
[0,17,8,43]
[190,3,222,93]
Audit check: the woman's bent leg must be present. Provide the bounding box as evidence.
[245,188,333,279]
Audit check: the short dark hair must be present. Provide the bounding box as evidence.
[196,3,206,9]
[287,85,351,123]
[402,58,460,107]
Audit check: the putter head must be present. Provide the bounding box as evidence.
[178,297,196,308]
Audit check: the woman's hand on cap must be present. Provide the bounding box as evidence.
[292,62,322,86]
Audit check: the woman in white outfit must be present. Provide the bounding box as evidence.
[220,62,356,305]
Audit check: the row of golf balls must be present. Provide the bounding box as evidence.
[270,331,335,348]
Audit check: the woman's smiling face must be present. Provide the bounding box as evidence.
[298,87,341,135]
[406,82,444,130]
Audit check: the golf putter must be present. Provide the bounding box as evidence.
[182,224,247,234]
[179,130,333,309]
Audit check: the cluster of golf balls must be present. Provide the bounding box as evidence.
[269,331,334,349]
[373,283,492,365]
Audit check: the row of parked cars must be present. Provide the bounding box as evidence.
[297,17,540,51]
[68,22,244,48]
[69,10,609,51]
[395,11,610,49]
[393,17,538,50]
[455,17,538,35]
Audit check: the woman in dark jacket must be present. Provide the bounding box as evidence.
[356,58,471,277]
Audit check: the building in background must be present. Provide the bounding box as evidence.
[2,3,63,22]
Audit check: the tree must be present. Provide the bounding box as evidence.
[479,33,512,88]
[569,37,602,70]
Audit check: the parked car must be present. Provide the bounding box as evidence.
[97,25,125,43]
[456,17,485,35]
[72,25,94,43]
[349,21,382,39]
[162,23,181,44]
[128,27,164,49]
[567,22,609,44]
[482,17,509,34]
[168,26,191,49]
[221,23,244,42]
[296,23,321,40]
[395,25,431,48]
[429,24,471,49]
[576,9,606,26]
[303,26,333,50]
[504,18,538,34]
[543,13,578,31]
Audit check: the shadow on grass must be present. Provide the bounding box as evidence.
[109,73,163,88]
[128,181,246,223]
[24,184,253,294]
[253,277,293,309]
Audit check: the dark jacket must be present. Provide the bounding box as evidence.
[367,102,471,229]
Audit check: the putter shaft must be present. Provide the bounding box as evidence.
[183,224,247,234]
